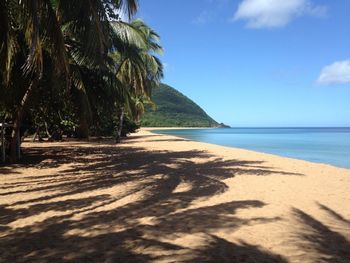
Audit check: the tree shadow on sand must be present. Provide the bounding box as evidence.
[0,139,300,262]
[184,234,288,263]
[292,204,350,262]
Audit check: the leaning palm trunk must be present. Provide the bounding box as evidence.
[116,107,125,143]
[10,77,39,162]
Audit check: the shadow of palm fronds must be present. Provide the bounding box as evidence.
[292,207,350,262]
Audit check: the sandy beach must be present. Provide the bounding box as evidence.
[1,129,350,262]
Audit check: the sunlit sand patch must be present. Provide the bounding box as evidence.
[133,245,194,263]
[7,180,152,229]
[8,210,73,229]
[167,233,209,249]
[64,224,128,237]
[9,178,142,209]
[172,180,192,193]
[71,188,147,221]
[137,216,159,226]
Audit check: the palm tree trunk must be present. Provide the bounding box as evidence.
[116,107,125,143]
[76,117,89,139]
[75,89,91,139]
[44,121,51,139]
[10,78,38,162]
[32,127,39,142]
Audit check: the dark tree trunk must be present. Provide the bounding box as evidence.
[75,89,91,139]
[76,117,90,139]
[44,121,51,138]
[32,127,39,142]
[10,78,38,162]
[116,107,125,143]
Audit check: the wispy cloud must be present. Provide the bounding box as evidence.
[193,11,212,25]
[193,0,231,25]
[317,60,350,85]
[232,0,327,28]
[163,62,169,72]
[162,62,174,73]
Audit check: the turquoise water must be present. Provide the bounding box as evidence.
[152,128,350,169]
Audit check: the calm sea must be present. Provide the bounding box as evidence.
[152,128,350,169]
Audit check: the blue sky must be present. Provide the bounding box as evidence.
[137,0,350,127]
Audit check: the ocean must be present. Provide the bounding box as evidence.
[152,128,350,169]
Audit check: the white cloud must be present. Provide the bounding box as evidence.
[317,60,350,85]
[233,0,327,28]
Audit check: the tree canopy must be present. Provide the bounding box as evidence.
[0,0,163,162]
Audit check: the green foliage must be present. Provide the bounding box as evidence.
[141,84,219,127]
[121,117,140,137]
[0,0,163,152]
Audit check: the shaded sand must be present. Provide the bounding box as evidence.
[0,129,350,262]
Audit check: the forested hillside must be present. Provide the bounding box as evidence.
[142,84,219,127]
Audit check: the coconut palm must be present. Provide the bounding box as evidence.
[0,0,144,161]
[112,19,163,141]
[0,0,70,161]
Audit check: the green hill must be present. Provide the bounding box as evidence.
[141,84,223,127]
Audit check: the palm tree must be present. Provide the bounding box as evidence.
[113,19,164,142]
[1,0,70,161]
[0,0,141,161]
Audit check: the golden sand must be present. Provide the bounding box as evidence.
[0,129,349,262]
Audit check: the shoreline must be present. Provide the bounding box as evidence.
[1,130,349,262]
[141,127,216,130]
[144,127,350,171]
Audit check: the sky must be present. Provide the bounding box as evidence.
[136,0,350,127]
